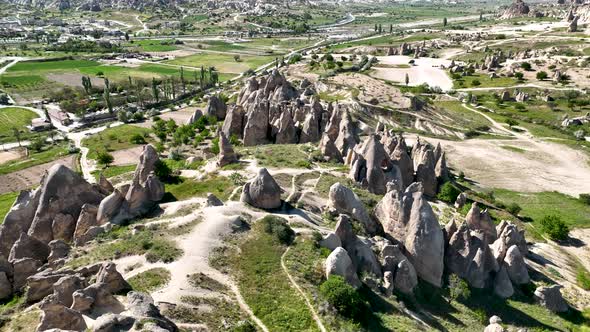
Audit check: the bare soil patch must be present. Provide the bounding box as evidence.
[0,155,76,194]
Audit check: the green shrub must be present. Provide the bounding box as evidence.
[577,267,590,290]
[127,267,171,292]
[259,215,294,245]
[96,151,114,166]
[447,274,470,302]
[539,215,569,241]
[580,194,590,205]
[210,137,220,155]
[129,133,146,144]
[506,202,522,216]
[154,159,172,179]
[437,182,461,203]
[319,276,365,319]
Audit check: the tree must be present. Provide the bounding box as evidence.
[506,203,522,216]
[180,66,186,94]
[12,127,21,147]
[125,32,130,41]
[374,24,378,32]
[514,72,524,81]
[448,274,470,303]
[103,78,113,113]
[320,276,365,319]
[82,76,92,95]
[389,24,393,33]
[152,78,160,103]
[520,62,532,71]
[96,151,114,167]
[471,79,481,87]
[405,73,409,86]
[437,182,461,203]
[536,71,548,80]
[539,215,569,241]
[443,17,448,27]
[29,136,45,152]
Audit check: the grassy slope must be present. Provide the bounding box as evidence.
[82,125,153,160]
[231,222,319,332]
[0,107,39,144]
[164,175,236,202]
[494,189,590,228]
[0,143,71,175]
[0,192,17,222]
[127,267,171,292]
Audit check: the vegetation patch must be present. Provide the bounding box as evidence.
[165,295,252,331]
[68,225,182,268]
[82,125,153,160]
[229,216,317,331]
[493,189,590,229]
[0,192,18,222]
[127,267,171,292]
[0,107,40,144]
[239,144,312,169]
[188,272,228,293]
[0,143,72,175]
[164,175,236,201]
[92,164,136,180]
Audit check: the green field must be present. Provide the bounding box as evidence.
[92,164,136,181]
[7,59,99,72]
[0,107,38,144]
[230,217,319,332]
[164,175,236,202]
[126,40,179,52]
[453,73,519,89]
[0,143,72,175]
[494,189,590,229]
[0,192,17,222]
[82,125,153,161]
[166,53,275,74]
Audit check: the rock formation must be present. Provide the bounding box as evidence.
[326,182,378,235]
[241,168,282,209]
[534,285,569,312]
[374,183,444,287]
[325,247,362,288]
[204,95,227,120]
[217,132,239,167]
[501,0,530,19]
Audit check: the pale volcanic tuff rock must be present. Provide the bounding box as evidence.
[334,215,382,278]
[500,0,530,19]
[97,144,165,224]
[216,132,239,167]
[204,95,227,120]
[465,203,497,242]
[445,225,499,288]
[348,134,403,195]
[241,168,282,209]
[374,183,444,287]
[327,182,378,235]
[23,164,104,246]
[325,247,362,288]
[534,285,569,312]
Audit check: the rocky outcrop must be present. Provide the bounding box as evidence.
[334,215,382,278]
[206,193,224,207]
[325,247,362,288]
[504,245,529,285]
[501,0,530,19]
[241,168,282,209]
[38,294,87,331]
[221,106,244,138]
[217,132,238,167]
[484,316,506,332]
[348,134,402,195]
[534,285,569,312]
[393,259,418,295]
[96,262,130,294]
[326,182,377,235]
[204,95,227,120]
[127,292,178,332]
[445,225,498,288]
[374,183,444,287]
[187,109,203,125]
[320,233,342,251]
[97,144,165,224]
[465,203,497,242]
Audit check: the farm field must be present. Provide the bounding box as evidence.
[82,125,154,161]
[0,107,38,144]
[165,53,276,74]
